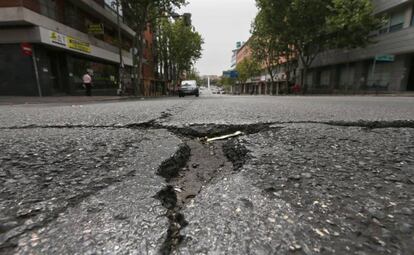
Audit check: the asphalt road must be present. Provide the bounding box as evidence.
[0,95,413,254]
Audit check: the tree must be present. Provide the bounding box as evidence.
[220,76,236,92]
[167,19,203,88]
[120,0,186,96]
[236,58,261,94]
[251,10,293,95]
[186,68,203,86]
[255,0,382,93]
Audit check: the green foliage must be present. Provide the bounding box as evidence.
[251,9,293,83]
[157,17,203,83]
[254,0,382,91]
[220,76,236,90]
[121,0,186,30]
[186,69,203,86]
[254,0,381,64]
[236,58,261,84]
[169,19,203,77]
[119,0,186,95]
[326,0,383,49]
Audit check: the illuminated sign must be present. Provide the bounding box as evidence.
[67,37,91,53]
[49,31,91,53]
[88,24,104,35]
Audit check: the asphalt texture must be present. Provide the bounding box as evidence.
[0,94,413,254]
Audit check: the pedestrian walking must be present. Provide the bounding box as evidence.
[82,71,93,96]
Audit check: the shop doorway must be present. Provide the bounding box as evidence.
[48,51,68,95]
[408,55,414,91]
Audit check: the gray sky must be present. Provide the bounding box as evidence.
[181,0,258,76]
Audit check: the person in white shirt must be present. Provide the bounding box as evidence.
[82,71,93,96]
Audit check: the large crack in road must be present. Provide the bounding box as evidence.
[153,123,277,254]
[1,116,413,254]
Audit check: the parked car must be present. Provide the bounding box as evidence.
[178,80,199,97]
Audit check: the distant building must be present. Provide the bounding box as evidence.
[0,0,135,96]
[142,23,158,97]
[230,41,243,69]
[306,0,414,92]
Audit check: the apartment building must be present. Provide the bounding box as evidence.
[0,0,135,96]
[306,0,414,93]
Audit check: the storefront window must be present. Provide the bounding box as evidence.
[72,57,118,90]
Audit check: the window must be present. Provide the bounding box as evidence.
[378,10,406,34]
[389,12,404,32]
[39,0,56,20]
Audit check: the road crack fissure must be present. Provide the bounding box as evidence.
[1,119,413,131]
[2,118,412,253]
[153,123,272,254]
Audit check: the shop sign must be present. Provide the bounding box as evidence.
[67,37,91,53]
[20,42,33,56]
[50,31,67,46]
[88,24,104,35]
[49,31,91,53]
[375,55,395,62]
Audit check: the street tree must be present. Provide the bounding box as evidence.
[220,76,236,92]
[236,58,261,94]
[251,10,294,95]
[186,68,203,86]
[255,0,382,93]
[120,0,186,96]
[167,19,203,88]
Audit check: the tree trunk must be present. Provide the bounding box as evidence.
[302,66,308,94]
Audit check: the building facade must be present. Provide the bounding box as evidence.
[0,0,135,96]
[306,0,414,93]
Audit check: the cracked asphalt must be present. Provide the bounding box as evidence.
[0,95,413,254]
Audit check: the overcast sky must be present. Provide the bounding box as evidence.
[181,0,258,76]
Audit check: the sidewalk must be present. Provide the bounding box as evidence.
[0,96,136,106]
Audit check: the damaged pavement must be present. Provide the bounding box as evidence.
[0,96,413,254]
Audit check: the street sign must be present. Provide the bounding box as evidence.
[223,71,231,78]
[375,55,395,62]
[88,24,104,35]
[223,70,239,78]
[20,43,33,56]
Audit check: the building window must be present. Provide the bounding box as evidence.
[39,0,56,20]
[389,12,405,32]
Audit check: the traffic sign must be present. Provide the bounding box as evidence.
[20,42,33,56]
[223,70,239,78]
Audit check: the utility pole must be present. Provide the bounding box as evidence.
[116,0,124,95]
[32,47,42,97]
